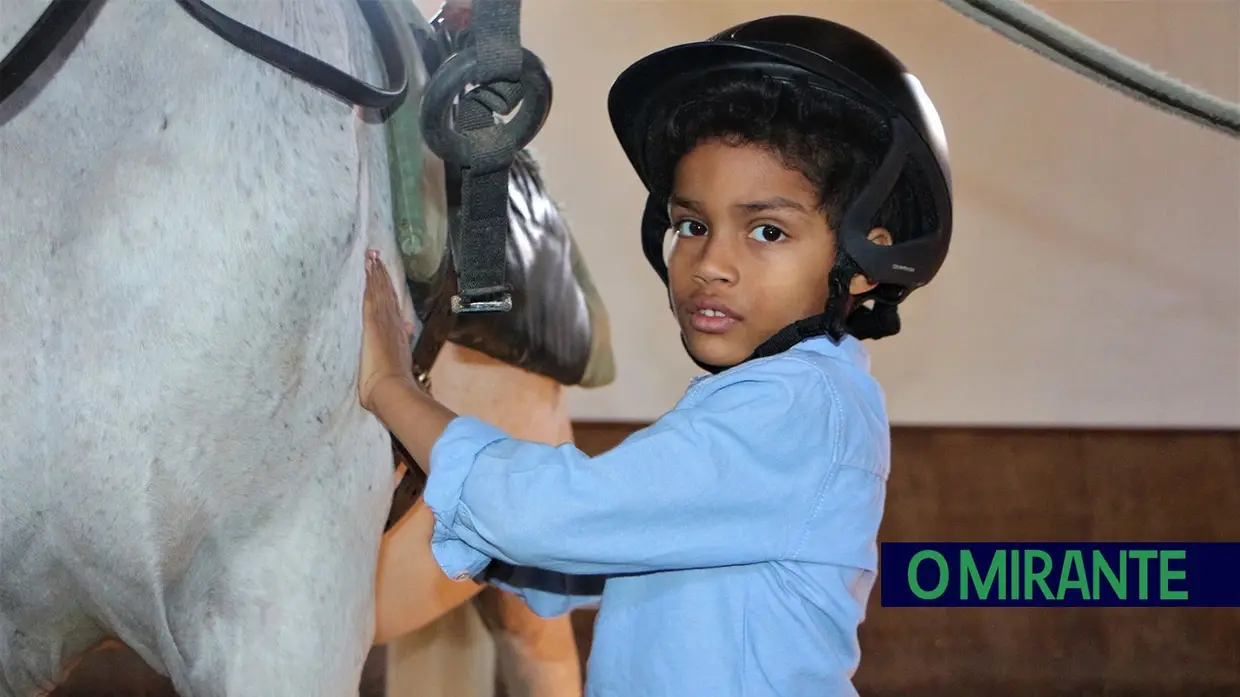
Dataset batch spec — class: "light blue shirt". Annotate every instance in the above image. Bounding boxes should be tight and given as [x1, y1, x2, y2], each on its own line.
[422, 335, 890, 696]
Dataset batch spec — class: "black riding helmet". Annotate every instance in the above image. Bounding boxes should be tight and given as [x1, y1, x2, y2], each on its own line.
[607, 15, 953, 371]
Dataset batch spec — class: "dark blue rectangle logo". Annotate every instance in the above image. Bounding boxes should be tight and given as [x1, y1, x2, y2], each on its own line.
[879, 543, 1240, 607]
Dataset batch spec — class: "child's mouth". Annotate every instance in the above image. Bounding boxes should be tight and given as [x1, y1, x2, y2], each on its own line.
[689, 307, 740, 333]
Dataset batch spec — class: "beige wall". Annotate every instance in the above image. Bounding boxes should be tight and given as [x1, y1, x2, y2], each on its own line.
[413, 0, 1240, 428]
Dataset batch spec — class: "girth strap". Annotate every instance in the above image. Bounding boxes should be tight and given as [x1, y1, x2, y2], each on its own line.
[409, 252, 460, 392]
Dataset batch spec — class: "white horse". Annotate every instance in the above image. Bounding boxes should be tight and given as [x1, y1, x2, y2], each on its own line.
[0, 0, 516, 694]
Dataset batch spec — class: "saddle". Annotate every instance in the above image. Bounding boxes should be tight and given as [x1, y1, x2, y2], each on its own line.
[383, 2, 614, 394]
[382, 144, 617, 529]
[380, 3, 615, 529]
[445, 149, 615, 389]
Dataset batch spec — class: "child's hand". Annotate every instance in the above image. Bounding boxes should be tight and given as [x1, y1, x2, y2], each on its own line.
[359, 249, 415, 413]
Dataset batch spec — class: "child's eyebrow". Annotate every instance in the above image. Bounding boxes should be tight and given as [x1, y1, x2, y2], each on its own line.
[735, 197, 810, 214]
[669, 195, 811, 214]
[668, 194, 701, 211]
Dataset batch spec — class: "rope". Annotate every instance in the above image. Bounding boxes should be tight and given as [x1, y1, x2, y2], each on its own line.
[937, 0, 1240, 138]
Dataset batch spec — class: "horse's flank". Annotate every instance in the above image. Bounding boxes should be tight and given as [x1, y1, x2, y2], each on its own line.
[0, 1, 425, 694]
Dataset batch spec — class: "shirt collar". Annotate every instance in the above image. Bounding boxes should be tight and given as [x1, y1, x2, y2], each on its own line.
[687, 334, 871, 387]
[792, 334, 871, 371]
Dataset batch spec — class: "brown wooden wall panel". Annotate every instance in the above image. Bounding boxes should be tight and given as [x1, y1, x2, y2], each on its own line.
[51, 425, 1240, 696]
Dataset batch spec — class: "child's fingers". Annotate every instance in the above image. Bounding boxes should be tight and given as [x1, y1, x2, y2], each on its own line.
[362, 269, 374, 313]
[367, 252, 395, 297]
[363, 250, 409, 329]
[363, 251, 393, 306]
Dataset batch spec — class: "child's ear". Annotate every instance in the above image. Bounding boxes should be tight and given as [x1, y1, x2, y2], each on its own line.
[848, 227, 893, 295]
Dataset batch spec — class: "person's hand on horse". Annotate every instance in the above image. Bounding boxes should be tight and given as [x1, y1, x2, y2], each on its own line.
[359, 249, 416, 413]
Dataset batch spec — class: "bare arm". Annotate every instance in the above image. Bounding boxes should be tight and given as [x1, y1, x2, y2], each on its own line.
[373, 496, 482, 645]
[367, 375, 455, 475]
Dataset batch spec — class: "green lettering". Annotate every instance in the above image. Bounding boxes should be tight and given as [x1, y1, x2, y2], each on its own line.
[1056, 550, 1091, 600]
[1159, 550, 1188, 600]
[962, 550, 1005, 599]
[1010, 546, 1019, 600]
[1092, 550, 1126, 599]
[909, 550, 949, 600]
[1130, 550, 1157, 599]
[1023, 550, 1054, 599]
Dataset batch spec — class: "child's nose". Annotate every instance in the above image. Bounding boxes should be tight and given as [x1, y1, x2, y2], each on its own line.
[693, 234, 739, 284]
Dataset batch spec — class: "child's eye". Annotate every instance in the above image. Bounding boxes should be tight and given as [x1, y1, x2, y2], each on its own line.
[673, 220, 708, 237]
[749, 224, 786, 243]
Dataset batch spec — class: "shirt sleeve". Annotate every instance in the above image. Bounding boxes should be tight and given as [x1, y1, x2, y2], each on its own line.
[422, 355, 841, 579]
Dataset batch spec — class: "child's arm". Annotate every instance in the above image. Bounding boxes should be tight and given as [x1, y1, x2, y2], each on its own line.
[374, 494, 602, 638]
[371, 378, 606, 617]
[360, 250, 851, 583]
[367, 374, 456, 468]
[373, 496, 483, 644]
[418, 356, 847, 581]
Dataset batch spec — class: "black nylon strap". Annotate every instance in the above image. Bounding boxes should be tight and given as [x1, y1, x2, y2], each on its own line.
[419, 1, 551, 313]
[452, 162, 512, 304]
[470, 0, 523, 93]
[453, 86, 516, 304]
[448, 0, 526, 309]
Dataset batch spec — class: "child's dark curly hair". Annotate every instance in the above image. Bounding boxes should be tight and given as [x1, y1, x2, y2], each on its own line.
[657, 68, 932, 246]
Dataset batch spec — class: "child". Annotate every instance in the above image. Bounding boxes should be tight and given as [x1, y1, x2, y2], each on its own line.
[361, 14, 952, 697]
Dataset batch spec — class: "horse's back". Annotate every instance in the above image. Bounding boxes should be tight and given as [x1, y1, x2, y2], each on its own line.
[1, 1, 423, 693]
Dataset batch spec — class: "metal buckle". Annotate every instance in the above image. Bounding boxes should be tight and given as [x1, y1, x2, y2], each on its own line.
[413, 369, 433, 395]
[450, 292, 512, 314]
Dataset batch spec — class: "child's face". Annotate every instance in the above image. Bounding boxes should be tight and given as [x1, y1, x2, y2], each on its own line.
[665, 139, 852, 367]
